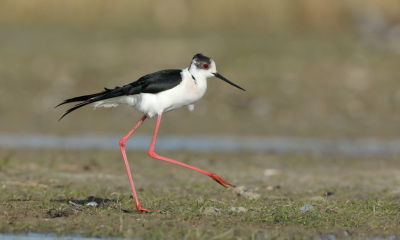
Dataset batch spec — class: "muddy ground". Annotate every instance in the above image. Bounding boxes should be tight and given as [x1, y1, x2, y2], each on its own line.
[0, 149, 399, 239]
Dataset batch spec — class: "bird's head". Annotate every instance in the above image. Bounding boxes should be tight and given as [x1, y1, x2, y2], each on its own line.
[189, 53, 245, 91]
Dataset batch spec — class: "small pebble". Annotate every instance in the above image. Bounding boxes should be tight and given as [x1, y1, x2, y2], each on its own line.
[233, 186, 261, 200]
[300, 204, 314, 211]
[264, 169, 281, 177]
[86, 202, 98, 207]
[202, 207, 222, 216]
[230, 207, 248, 213]
[265, 185, 274, 191]
[68, 201, 81, 207]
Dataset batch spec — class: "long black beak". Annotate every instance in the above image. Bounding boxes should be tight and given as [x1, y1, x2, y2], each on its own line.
[213, 73, 245, 91]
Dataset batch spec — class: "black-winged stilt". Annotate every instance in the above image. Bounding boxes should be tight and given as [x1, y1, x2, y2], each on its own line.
[56, 53, 245, 213]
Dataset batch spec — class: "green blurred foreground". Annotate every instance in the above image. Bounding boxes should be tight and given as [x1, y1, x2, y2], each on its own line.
[0, 149, 399, 238]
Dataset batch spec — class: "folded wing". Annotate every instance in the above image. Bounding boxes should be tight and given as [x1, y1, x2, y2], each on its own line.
[56, 69, 182, 121]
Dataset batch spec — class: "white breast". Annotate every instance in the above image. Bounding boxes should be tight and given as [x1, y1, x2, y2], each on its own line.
[135, 69, 207, 117]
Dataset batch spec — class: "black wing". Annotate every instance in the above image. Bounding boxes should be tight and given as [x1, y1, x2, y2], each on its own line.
[137, 69, 183, 93]
[56, 69, 182, 120]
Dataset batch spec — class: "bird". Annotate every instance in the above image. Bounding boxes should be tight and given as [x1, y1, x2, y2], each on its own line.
[56, 53, 245, 213]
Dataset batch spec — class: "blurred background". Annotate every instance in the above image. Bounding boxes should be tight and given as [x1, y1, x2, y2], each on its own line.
[1, 0, 400, 140]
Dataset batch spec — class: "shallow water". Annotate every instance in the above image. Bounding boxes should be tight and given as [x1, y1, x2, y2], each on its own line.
[1, 233, 398, 240]
[0, 232, 108, 240]
[1, 134, 400, 156]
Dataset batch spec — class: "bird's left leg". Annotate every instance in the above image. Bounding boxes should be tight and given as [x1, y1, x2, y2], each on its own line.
[119, 115, 158, 213]
[148, 113, 234, 188]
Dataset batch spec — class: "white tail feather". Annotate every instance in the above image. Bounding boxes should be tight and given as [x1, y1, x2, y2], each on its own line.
[92, 96, 138, 109]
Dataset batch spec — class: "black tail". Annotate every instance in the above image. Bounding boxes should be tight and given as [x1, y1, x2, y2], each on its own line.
[55, 91, 108, 108]
[56, 86, 138, 121]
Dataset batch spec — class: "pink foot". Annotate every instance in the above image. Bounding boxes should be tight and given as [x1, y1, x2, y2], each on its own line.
[136, 206, 159, 214]
[208, 173, 235, 188]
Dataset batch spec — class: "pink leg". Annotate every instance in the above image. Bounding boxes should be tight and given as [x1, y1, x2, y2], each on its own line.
[148, 113, 235, 188]
[119, 115, 157, 213]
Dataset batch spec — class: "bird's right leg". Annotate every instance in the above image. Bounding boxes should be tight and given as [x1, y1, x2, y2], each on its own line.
[148, 113, 235, 188]
[119, 115, 157, 213]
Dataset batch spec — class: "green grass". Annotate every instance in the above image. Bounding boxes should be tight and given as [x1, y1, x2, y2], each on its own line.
[2, 195, 399, 238]
[1, 149, 400, 239]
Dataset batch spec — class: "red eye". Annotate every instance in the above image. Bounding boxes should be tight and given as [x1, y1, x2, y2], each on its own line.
[203, 64, 209, 69]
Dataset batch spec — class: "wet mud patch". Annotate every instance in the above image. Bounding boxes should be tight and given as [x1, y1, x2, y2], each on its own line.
[51, 196, 111, 207]
[47, 196, 114, 218]
[47, 205, 81, 218]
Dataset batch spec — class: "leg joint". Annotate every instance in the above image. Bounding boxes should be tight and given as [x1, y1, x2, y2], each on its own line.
[119, 139, 125, 147]
[148, 149, 156, 158]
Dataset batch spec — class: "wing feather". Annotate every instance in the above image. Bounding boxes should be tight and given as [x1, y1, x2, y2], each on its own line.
[57, 69, 182, 120]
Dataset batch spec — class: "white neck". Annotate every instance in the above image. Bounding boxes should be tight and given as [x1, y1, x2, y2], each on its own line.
[185, 67, 207, 88]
